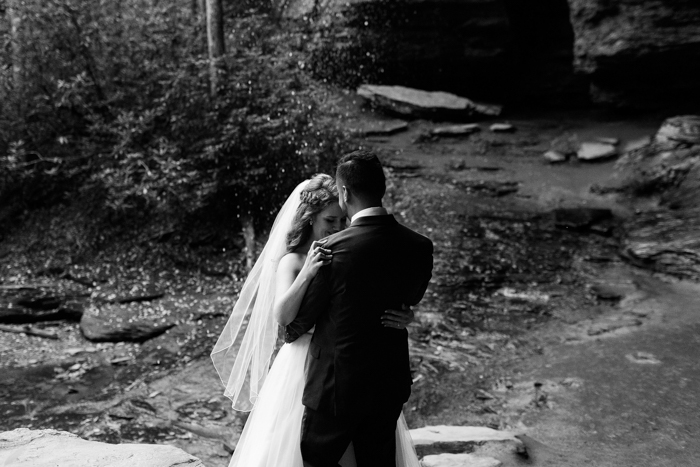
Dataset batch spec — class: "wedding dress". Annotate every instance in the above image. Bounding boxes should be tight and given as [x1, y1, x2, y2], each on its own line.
[229, 331, 420, 466]
[212, 180, 420, 467]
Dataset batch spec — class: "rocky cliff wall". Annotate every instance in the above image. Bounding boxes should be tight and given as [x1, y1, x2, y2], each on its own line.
[304, 0, 587, 107]
[568, 0, 700, 108]
[291, 0, 700, 109]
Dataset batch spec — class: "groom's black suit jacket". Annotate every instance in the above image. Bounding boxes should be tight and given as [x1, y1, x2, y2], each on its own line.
[284, 214, 433, 420]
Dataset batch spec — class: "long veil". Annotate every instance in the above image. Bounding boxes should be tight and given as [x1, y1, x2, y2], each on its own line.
[211, 180, 309, 411]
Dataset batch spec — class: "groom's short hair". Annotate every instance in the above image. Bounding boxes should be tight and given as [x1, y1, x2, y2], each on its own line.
[336, 149, 386, 200]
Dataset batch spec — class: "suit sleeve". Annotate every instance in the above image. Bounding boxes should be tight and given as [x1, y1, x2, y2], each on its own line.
[406, 239, 434, 306]
[284, 265, 332, 343]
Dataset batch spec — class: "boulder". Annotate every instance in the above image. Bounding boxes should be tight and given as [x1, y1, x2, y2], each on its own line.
[357, 85, 502, 120]
[654, 115, 700, 145]
[622, 210, 700, 280]
[81, 294, 234, 343]
[421, 453, 502, 467]
[612, 129, 700, 280]
[577, 142, 617, 161]
[409, 425, 522, 457]
[0, 428, 204, 467]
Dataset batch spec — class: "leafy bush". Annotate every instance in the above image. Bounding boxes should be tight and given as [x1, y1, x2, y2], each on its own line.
[0, 4, 351, 232]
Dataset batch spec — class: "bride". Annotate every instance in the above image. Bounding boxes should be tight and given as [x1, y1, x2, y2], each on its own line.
[211, 174, 421, 466]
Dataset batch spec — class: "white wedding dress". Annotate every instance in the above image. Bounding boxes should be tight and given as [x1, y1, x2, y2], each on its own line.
[229, 331, 421, 467]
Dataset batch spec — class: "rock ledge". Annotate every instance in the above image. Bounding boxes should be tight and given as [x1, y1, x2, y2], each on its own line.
[0, 428, 204, 467]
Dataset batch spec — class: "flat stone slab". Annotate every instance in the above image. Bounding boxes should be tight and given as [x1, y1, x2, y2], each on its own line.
[0, 428, 204, 467]
[350, 119, 409, 136]
[577, 142, 618, 161]
[431, 124, 481, 137]
[543, 150, 567, 163]
[410, 425, 522, 456]
[358, 84, 502, 119]
[489, 123, 515, 132]
[422, 453, 502, 467]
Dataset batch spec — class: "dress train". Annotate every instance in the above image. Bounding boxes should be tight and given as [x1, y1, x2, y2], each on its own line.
[229, 333, 420, 467]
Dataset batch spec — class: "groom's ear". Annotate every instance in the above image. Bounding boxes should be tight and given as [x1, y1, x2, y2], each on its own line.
[342, 185, 349, 203]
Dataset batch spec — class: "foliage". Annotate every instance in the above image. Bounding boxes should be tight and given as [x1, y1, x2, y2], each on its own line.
[0, 1, 351, 232]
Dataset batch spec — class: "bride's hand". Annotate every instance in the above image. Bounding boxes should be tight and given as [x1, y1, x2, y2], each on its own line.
[302, 240, 332, 278]
[381, 304, 414, 329]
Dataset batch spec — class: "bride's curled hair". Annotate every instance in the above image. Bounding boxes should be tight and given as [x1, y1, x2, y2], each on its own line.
[286, 174, 338, 252]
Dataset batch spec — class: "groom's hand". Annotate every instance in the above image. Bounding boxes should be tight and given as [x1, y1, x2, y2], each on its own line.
[381, 304, 414, 329]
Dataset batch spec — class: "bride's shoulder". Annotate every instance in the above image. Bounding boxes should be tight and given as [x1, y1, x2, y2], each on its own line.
[278, 251, 305, 271]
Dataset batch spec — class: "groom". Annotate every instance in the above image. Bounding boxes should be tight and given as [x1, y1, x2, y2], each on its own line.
[284, 149, 434, 466]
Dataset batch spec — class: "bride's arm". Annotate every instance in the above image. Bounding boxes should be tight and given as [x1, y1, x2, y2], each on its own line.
[273, 241, 332, 326]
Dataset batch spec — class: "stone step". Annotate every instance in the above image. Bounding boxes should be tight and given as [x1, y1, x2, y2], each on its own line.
[421, 453, 502, 467]
[409, 425, 523, 457]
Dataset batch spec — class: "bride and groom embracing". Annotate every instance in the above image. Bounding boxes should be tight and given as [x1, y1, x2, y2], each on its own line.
[211, 149, 434, 467]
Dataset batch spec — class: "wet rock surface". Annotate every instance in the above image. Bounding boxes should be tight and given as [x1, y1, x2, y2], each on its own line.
[0, 428, 205, 466]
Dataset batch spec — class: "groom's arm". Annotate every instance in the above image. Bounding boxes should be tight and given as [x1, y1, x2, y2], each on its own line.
[284, 266, 331, 343]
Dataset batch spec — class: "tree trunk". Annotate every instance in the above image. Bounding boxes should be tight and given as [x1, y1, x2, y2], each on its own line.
[6, 0, 23, 98]
[196, 0, 207, 50]
[205, 0, 225, 97]
[241, 215, 256, 272]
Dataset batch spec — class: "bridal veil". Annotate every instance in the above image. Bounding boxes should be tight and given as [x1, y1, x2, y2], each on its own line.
[211, 180, 308, 411]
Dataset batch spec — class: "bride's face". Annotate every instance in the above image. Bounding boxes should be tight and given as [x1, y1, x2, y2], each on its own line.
[312, 202, 345, 241]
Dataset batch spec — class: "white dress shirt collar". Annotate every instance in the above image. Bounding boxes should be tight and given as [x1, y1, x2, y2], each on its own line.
[351, 206, 388, 225]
